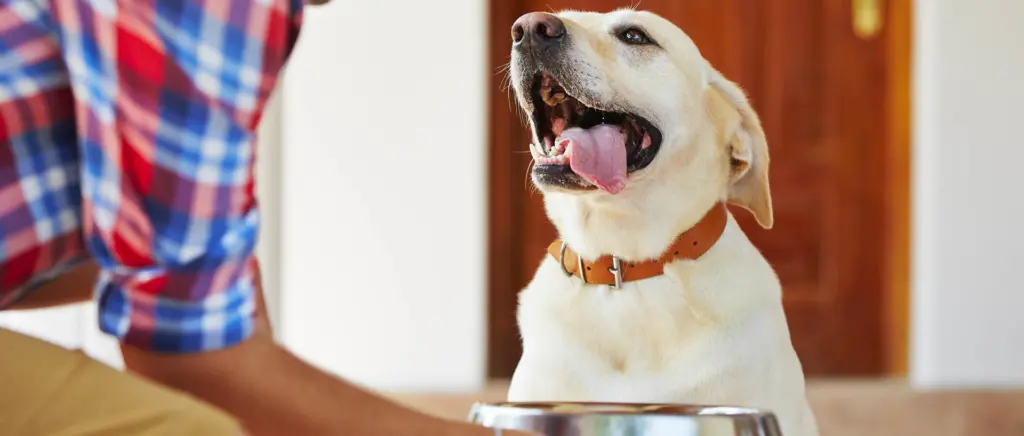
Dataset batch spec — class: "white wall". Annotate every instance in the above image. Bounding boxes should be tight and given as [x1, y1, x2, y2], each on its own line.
[910, 0, 1024, 387]
[279, 0, 489, 392]
[0, 305, 90, 350]
[256, 88, 284, 336]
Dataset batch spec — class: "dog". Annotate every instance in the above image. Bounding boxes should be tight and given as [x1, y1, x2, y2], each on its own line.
[504, 8, 819, 436]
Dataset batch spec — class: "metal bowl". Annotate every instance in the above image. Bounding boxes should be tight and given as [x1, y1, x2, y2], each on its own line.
[468, 402, 783, 436]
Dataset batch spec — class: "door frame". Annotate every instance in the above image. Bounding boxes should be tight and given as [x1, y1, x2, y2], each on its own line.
[884, 0, 913, 377]
[485, 0, 913, 379]
[485, 0, 530, 380]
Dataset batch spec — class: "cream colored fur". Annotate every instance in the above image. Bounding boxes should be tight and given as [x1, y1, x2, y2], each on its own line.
[507, 9, 819, 436]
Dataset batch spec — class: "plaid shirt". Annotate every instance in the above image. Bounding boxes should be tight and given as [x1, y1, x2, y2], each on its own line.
[0, 0, 304, 353]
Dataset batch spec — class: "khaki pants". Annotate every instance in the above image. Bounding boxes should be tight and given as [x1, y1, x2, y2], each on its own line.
[0, 328, 242, 436]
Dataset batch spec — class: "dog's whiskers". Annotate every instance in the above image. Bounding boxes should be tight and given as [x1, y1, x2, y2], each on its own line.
[497, 61, 531, 126]
[524, 159, 539, 194]
[497, 60, 517, 116]
[513, 91, 530, 128]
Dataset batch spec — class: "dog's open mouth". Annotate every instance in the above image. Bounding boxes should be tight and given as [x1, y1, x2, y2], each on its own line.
[528, 72, 662, 194]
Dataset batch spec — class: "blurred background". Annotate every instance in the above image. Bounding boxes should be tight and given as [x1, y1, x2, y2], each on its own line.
[2, 0, 1023, 433]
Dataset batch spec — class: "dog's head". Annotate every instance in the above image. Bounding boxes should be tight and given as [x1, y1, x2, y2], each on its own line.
[509, 9, 773, 257]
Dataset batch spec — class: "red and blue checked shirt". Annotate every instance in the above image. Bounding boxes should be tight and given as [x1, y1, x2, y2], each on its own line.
[0, 0, 304, 353]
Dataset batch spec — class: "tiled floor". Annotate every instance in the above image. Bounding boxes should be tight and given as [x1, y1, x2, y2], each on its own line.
[385, 379, 1024, 436]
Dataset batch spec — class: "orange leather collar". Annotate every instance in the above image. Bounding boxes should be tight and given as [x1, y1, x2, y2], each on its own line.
[547, 203, 728, 288]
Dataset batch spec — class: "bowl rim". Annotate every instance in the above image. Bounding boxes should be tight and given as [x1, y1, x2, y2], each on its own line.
[469, 402, 777, 418]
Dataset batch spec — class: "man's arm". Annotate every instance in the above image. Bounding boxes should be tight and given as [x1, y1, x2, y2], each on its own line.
[125, 334, 504, 436]
[121, 261, 507, 436]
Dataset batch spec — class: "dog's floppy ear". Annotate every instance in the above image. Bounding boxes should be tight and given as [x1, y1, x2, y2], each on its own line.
[705, 65, 774, 229]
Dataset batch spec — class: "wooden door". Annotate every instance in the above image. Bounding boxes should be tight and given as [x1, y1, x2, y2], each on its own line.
[487, 0, 910, 378]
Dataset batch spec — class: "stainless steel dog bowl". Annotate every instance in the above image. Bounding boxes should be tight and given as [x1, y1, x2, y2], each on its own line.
[469, 402, 782, 436]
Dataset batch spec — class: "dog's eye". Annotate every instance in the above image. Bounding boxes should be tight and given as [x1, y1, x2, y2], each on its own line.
[618, 28, 654, 46]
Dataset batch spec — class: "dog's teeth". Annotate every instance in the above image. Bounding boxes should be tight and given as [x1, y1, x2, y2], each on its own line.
[628, 117, 642, 133]
[541, 90, 565, 107]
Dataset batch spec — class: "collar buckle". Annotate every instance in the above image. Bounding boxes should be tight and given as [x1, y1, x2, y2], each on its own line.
[559, 242, 624, 288]
[558, 242, 573, 278]
[609, 257, 624, 289]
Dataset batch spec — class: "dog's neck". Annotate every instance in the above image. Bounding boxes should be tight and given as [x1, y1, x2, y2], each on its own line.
[544, 125, 733, 262]
[545, 187, 725, 262]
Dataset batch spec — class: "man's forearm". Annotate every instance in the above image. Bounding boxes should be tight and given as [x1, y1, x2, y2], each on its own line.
[123, 331, 491, 436]
[120, 262, 507, 436]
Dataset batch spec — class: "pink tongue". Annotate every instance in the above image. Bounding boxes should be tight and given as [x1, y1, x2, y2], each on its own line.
[558, 125, 628, 194]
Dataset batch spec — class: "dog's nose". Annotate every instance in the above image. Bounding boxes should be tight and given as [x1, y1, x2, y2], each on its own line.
[511, 12, 566, 47]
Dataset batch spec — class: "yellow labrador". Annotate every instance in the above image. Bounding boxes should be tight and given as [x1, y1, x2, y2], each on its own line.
[505, 9, 819, 436]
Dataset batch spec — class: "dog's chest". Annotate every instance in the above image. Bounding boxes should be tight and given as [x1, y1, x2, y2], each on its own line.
[516, 259, 782, 403]
[520, 262, 730, 372]
[565, 282, 702, 370]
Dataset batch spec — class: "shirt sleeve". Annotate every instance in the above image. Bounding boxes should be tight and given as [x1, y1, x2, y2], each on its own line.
[54, 0, 305, 352]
